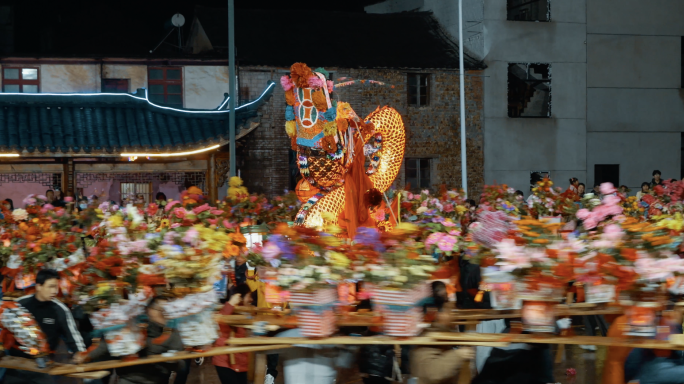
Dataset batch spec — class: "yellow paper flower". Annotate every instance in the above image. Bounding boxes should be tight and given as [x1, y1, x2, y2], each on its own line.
[657, 213, 684, 232]
[108, 215, 123, 228]
[327, 251, 350, 268]
[394, 222, 419, 235]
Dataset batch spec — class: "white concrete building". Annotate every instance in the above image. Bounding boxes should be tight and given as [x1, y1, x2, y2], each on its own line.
[367, 0, 684, 193]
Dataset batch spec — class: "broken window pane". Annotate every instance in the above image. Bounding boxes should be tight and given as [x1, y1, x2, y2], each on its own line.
[507, 0, 550, 22]
[508, 63, 552, 118]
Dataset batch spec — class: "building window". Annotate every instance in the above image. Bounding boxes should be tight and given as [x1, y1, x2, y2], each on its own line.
[407, 73, 430, 106]
[508, 63, 551, 118]
[594, 164, 619, 188]
[507, 0, 549, 21]
[405, 158, 431, 190]
[530, 171, 550, 191]
[2, 67, 39, 93]
[148, 67, 182, 107]
[102, 79, 129, 93]
[120, 183, 152, 206]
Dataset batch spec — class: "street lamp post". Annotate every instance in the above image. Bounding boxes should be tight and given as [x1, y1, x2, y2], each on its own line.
[458, 0, 468, 196]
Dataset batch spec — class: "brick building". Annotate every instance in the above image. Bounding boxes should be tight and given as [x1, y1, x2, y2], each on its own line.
[191, 7, 486, 197]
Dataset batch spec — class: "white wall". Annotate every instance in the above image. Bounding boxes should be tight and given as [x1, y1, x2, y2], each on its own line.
[183, 66, 230, 109]
[587, 132, 680, 190]
[0, 63, 230, 110]
[483, 0, 588, 191]
[586, 0, 684, 187]
[587, 35, 681, 89]
[587, 0, 684, 36]
[41, 65, 100, 93]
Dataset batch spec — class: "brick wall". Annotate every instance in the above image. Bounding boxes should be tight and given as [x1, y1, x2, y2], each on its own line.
[237, 66, 484, 198]
[235, 68, 291, 197]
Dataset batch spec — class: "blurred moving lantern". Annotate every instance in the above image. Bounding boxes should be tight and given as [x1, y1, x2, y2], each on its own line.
[241, 223, 269, 248]
[296, 179, 320, 203]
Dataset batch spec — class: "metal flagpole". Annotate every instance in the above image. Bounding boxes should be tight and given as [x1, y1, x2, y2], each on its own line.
[458, 0, 468, 196]
[228, 0, 236, 178]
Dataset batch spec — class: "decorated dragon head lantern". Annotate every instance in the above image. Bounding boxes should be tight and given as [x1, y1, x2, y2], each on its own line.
[281, 63, 406, 238]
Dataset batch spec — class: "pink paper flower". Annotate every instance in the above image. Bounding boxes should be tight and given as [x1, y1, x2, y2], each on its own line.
[600, 182, 617, 195]
[437, 235, 457, 252]
[165, 200, 181, 212]
[280, 75, 294, 91]
[307, 76, 325, 89]
[249, 195, 258, 203]
[494, 239, 531, 272]
[443, 204, 454, 213]
[576, 209, 590, 220]
[64, 196, 73, 203]
[425, 232, 444, 248]
[603, 224, 623, 240]
[182, 227, 199, 244]
[192, 203, 211, 214]
[173, 207, 186, 219]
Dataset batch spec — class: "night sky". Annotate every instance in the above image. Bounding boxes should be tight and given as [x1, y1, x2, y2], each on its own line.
[8, 0, 382, 55]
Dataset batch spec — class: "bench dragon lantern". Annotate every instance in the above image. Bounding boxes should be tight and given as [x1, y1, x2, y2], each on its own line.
[281, 63, 406, 238]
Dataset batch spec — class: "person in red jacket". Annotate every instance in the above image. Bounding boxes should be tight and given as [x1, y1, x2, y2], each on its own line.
[213, 284, 252, 384]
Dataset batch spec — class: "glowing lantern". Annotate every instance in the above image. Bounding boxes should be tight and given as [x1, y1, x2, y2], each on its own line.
[295, 179, 320, 203]
[241, 223, 269, 248]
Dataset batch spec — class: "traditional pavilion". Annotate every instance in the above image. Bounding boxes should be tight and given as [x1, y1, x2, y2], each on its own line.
[0, 82, 275, 204]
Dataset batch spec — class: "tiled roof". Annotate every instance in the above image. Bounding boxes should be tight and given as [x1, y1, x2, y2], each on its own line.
[0, 82, 275, 156]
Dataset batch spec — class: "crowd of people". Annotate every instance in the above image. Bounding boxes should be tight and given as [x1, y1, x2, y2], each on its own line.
[0, 190, 171, 217]
[5, 177, 684, 384]
[10, 252, 683, 384]
[562, 169, 672, 203]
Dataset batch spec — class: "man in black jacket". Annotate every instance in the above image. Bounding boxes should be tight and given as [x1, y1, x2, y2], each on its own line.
[4, 269, 86, 384]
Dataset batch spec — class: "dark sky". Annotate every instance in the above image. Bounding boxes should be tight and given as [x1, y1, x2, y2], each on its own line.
[7, 0, 382, 55]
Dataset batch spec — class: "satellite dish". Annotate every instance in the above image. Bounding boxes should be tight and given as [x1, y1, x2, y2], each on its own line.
[171, 13, 185, 27]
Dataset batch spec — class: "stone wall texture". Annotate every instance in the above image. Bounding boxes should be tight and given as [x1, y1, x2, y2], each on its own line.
[237, 66, 484, 198]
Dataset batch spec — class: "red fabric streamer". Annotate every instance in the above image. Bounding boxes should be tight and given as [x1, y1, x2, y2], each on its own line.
[1, 267, 20, 293]
[339, 136, 376, 239]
